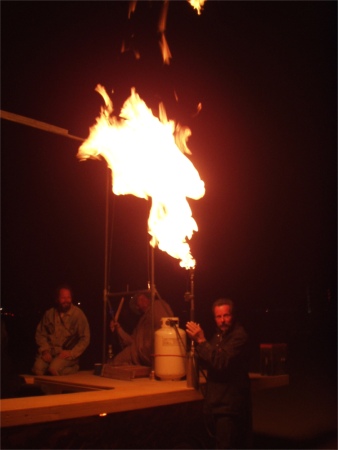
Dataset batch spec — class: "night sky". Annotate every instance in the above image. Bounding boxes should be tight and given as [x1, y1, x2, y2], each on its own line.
[2, 1, 336, 370]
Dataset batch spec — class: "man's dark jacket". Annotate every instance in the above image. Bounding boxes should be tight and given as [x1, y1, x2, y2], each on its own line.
[195, 321, 251, 416]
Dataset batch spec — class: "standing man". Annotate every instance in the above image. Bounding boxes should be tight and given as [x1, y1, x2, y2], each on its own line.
[32, 285, 90, 376]
[186, 298, 252, 449]
[110, 292, 173, 366]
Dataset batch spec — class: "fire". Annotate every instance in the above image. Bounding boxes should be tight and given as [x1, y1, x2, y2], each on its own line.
[159, 32, 172, 66]
[125, 0, 206, 64]
[157, 1, 172, 65]
[189, 0, 206, 15]
[77, 86, 205, 269]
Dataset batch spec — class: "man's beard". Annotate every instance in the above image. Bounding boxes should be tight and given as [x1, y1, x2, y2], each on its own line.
[218, 323, 231, 334]
[59, 303, 71, 312]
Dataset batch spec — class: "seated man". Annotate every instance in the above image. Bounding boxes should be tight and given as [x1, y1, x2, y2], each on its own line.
[32, 285, 90, 376]
[110, 292, 173, 366]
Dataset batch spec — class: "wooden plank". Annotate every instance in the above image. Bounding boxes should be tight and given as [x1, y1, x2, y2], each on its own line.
[1, 377, 203, 427]
[36, 379, 111, 395]
[101, 364, 151, 380]
[102, 365, 135, 381]
[0, 372, 289, 428]
[27, 370, 288, 392]
[0, 110, 84, 141]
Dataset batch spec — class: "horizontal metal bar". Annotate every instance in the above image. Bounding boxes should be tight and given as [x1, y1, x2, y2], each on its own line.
[106, 288, 150, 298]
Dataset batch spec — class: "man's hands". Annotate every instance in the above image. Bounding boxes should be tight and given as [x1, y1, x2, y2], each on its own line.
[186, 321, 206, 344]
[110, 320, 121, 333]
[59, 350, 72, 360]
[41, 350, 52, 362]
[42, 349, 73, 361]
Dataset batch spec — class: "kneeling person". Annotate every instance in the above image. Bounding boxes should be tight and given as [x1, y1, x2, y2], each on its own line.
[32, 285, 90, 376]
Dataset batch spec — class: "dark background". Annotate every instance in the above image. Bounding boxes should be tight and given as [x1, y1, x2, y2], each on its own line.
[1, 0, 336, 387]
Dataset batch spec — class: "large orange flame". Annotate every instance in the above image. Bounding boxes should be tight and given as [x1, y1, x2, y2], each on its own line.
[77, 86, 205, 269]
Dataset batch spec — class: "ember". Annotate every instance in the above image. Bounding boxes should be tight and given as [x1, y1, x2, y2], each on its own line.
[125, 0, 206, 64]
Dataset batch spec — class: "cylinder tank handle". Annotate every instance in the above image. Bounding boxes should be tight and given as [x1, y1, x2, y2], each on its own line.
[161, 317, 179, 327]
[165, 318, 179, 327]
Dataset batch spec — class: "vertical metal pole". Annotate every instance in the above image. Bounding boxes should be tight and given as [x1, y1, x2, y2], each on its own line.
[190, 268, 195, 322]
[102, 167, 111, 364]
[187, 266, 198, 388]
[150, 245, 155, 379]
[189, 267, 195, 360]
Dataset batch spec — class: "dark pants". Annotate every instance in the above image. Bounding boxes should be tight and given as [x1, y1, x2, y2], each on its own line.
[213, 411, 252, 449]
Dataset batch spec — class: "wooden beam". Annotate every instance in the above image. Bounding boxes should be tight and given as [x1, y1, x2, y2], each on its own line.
[1, 373, 203, 427]
[0, 110, 84, 142]
[0, 371, 289, 428]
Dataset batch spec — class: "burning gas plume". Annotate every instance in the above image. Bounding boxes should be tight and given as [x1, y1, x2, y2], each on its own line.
[77, 86, 205, 269]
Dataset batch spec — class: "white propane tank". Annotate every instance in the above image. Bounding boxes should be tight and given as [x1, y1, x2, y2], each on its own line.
[154, 317, 187, 380]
